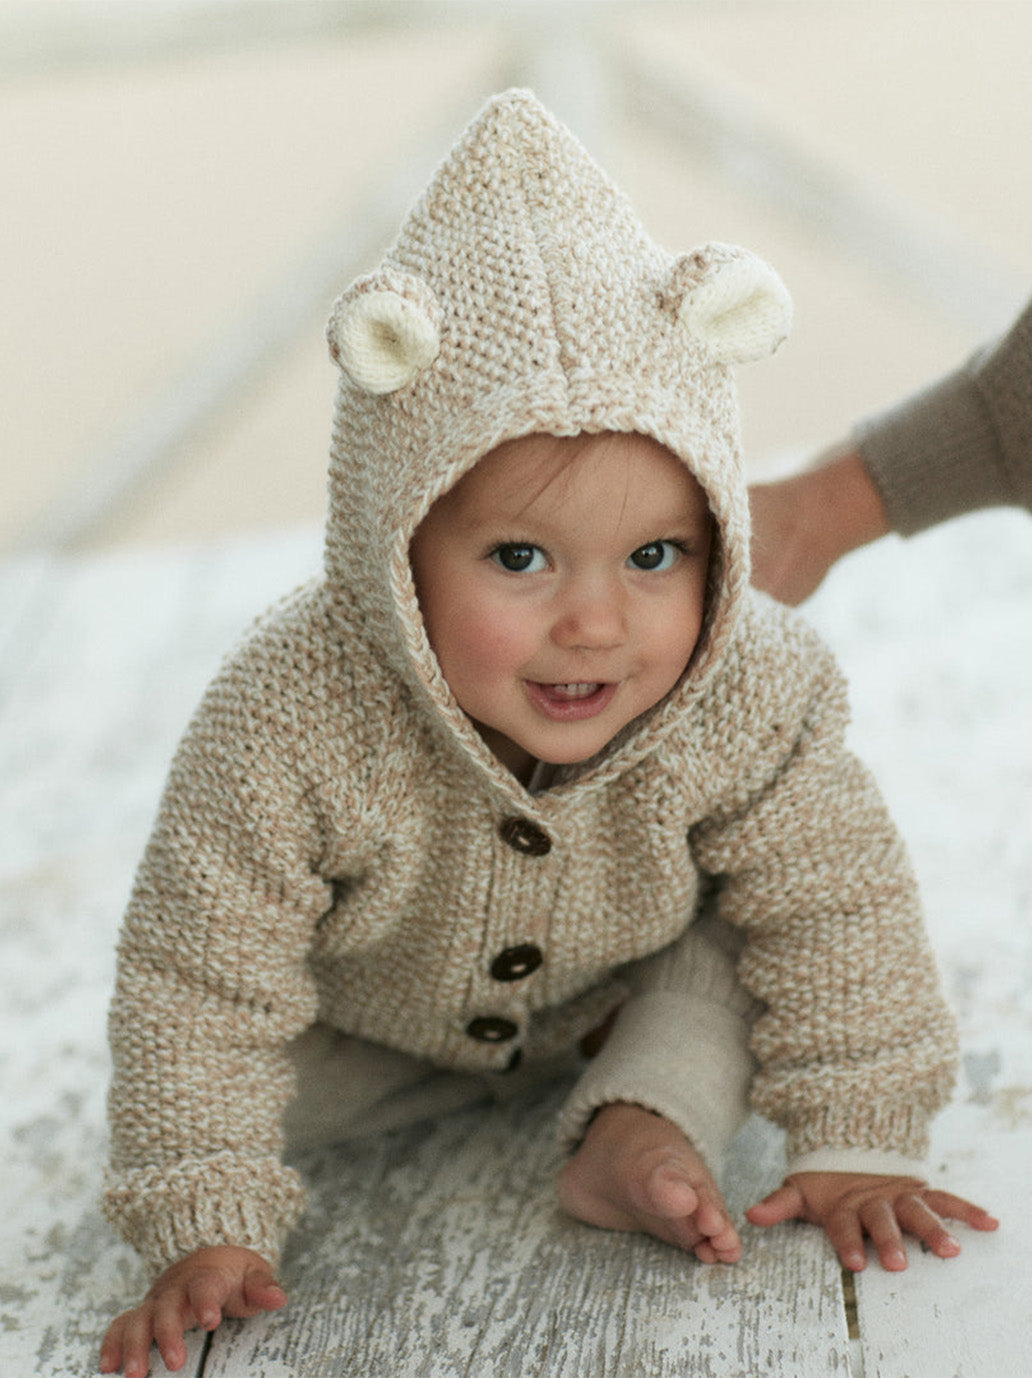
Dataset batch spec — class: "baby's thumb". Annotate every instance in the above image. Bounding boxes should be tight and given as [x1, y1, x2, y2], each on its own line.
[243, 1265, 288, 1312]
[745, 1183, 806, 1227]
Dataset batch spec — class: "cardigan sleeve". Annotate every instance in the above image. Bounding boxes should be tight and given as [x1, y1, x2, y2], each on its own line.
[559, 605, 958, 1178]
[103, 656, 334, 1276]
[856, 296, 1032, 534]
[686, 640, 958, 1175]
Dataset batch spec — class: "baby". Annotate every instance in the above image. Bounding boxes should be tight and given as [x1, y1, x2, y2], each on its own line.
[100, 91, 995, 1376]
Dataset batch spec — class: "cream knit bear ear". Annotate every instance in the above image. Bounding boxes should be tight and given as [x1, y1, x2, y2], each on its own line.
[670, 243, 792, 365]
[328, 269, 441, 395]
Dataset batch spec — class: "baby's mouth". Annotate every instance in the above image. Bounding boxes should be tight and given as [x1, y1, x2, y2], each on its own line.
[541, 682, 604, 700]
[526, 680, 618, 721]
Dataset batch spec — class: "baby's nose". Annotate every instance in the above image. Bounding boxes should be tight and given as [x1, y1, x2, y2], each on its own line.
[551, 579, 625, 650]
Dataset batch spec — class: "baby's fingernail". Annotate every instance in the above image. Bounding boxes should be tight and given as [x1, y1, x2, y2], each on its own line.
[942, 1234, 961, 1255]
[886, 1248, 907, 1270]
[843, 1251, 865, 1272]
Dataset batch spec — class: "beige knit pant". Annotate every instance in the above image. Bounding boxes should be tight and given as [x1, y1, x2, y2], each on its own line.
[283, 1024, 581, 1154]
[283, 911, 754, 1160]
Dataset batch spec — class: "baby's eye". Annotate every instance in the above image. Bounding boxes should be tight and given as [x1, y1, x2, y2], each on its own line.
[628, 541, 682, 572]
[491, 543, 547, 573]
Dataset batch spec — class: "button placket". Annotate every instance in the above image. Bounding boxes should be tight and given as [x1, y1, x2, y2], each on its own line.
[465, 812, 556, 1061]
[466, 1015, 520, 1044]
[490, 943, 544, 982]
[498, 816, 552, 856]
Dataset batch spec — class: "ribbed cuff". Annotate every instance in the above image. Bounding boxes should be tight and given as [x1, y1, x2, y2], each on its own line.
[103, 1152, 305, 1276]
[783, 1096, 932, 1177]
[786, 1146, 927, 1180]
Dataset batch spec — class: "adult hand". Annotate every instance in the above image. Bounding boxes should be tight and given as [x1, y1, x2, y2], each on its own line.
[749, 448, 889, 604]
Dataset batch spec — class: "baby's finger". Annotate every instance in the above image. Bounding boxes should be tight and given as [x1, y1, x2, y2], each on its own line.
[707, 1226, 743, 1264]
[187, 1267, 230, 1330]
[745, 1183, 806, 1226]
[859, 1197, 907, 1271]
[894, 1194, 961, 1259]
[242, 1266, 288, 1314]
[820, 1206, 867, 1273]
[921, 1190, 1000, 1231]
[98, 1312, 128, 1373]
[152, 1291, 190, 1371]
[152, 1289, 194, 1378]
[120, 1305, 159, 1378]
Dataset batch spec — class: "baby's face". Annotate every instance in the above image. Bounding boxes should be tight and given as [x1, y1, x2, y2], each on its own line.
[410, 432, 713, 781]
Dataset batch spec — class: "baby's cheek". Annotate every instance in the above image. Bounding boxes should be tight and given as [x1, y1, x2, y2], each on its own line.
[657, 591, 706, 671]
[433, 620, 523, 719]
[461, 606, 536, 676]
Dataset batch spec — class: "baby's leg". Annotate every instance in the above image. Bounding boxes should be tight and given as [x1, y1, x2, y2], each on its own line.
[556, 910, 758, 1261]
[283, 1024, 493, 1152]
[558, 1102, 742, 1262]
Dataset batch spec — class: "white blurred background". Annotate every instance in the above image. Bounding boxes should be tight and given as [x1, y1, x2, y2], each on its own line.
[2, 11, 1032, 1373]
[3, 0, 1031, 554]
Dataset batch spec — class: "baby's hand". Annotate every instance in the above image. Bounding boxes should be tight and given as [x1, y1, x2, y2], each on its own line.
[558, 1102, 742, 1263]
[99, 1245, 287, 1377]
[746, 1171, 999, 1272]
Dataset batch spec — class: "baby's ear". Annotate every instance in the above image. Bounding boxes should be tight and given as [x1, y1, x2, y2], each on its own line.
[327, 269, 441, 394]
[667, 244, 792, 365]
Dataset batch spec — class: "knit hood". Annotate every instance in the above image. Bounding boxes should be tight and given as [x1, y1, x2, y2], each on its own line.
[322, 89, 791, 793]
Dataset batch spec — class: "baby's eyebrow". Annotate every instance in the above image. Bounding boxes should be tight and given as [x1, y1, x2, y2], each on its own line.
[629, 507, 712, 538]
[456, 512, 531, 539]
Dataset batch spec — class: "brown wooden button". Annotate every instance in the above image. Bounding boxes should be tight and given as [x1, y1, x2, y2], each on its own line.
[498, 817, 552, 856]
[490, 944, 543, 982]
[466, 1016, 519, 1043]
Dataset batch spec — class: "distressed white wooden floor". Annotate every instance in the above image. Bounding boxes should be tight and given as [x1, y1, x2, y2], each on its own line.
[1, 510, 1030, 1377]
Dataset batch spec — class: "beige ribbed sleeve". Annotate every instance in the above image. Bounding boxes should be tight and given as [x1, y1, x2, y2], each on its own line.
[557, 601, 957, 1178]
[689, 643, 958, 1170]
[103, 636, 333, 1276]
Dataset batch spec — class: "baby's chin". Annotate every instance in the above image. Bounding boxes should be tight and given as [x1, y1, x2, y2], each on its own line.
[472, 722, 594, 781]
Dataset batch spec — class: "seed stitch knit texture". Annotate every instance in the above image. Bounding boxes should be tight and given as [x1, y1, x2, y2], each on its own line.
[104, 91, 957, 1275]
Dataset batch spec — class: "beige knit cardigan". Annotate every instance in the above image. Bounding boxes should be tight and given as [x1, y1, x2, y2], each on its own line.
[104, 580, 957, 1274]
[104, 90, 958, 1275]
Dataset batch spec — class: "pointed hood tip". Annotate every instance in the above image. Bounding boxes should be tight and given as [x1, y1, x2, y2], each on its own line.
[478, 87, 549, 118]
[457, 87, 574, 154]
